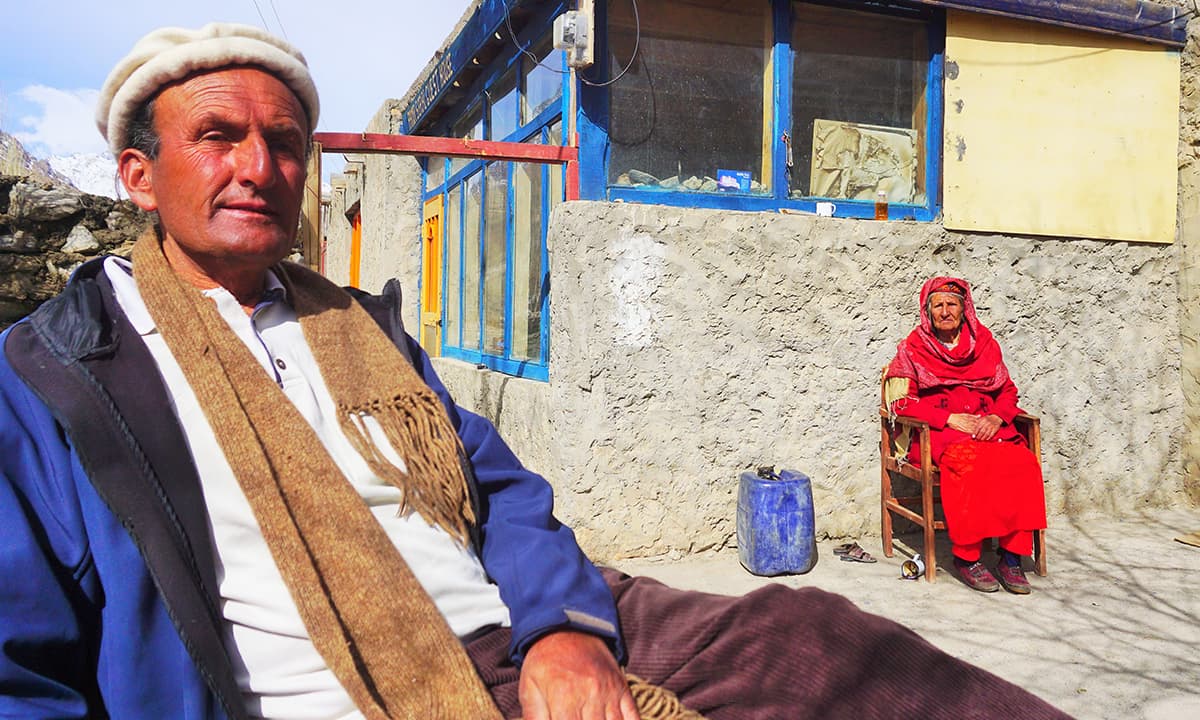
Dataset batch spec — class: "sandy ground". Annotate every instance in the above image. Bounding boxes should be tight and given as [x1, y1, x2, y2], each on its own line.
[613, 507, 1200, 720]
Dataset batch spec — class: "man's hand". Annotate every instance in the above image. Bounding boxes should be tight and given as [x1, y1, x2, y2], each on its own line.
[973, 413, 1004, 441]
[518, 630, 640, 720]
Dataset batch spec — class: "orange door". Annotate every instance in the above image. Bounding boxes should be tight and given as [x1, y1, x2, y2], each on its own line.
[420, 196, 443, 356]
[349, 212, 362, 289]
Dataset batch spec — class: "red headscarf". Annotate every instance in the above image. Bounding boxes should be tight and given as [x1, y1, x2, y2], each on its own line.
[887, 276, 1011, 392]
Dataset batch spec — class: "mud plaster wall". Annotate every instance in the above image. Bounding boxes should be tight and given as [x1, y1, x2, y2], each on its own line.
[332, 4, 1199, 561]
[1174, 8, 1200, 503]
[323, 101, 424, 331]
[536, 202, 1182, 560]
[357, 102, 423, 331]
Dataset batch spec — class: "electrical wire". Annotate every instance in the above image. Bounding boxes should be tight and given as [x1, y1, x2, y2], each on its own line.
[502, 0, 641, 88]
[267, 0, 290, 42]
[1097, 0, 1197, 36]
[503, 1, 568, 74]
[579, 0, 639, 88]
[248, 0, 271, 33]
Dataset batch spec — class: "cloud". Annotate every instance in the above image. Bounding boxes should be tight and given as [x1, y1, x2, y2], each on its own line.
[13, 85, 107, 156]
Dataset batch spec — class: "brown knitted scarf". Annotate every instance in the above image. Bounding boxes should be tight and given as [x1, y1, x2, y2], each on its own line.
[132, 228, 705, 720]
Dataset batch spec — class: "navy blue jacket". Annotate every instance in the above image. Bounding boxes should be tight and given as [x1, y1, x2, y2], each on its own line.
[0, 258, 622, 719]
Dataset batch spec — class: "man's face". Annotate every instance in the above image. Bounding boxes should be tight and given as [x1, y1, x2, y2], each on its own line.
[129, 66, 309, 275]
[928, 292, 965, 336]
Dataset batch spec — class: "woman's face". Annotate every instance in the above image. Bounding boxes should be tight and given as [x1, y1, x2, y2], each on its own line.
[928, 292, 964, 338]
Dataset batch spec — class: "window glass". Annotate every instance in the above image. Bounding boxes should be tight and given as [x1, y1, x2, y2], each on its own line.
[548, 121, 564, 214]
[489, 69, 519, 142]
[462, 171, 483, 350]
[450, 104, 484, 178]
[791, 3, 928, 204]
[426, 156, 446, 191]
[608, 0, 770, 194]
[512, 154, 544, 362]
[522, 38, 563, 124]
[445, 184, 461, 347]
[483, 162, 509, 355]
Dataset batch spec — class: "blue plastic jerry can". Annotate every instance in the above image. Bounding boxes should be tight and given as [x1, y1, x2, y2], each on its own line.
[736, 468, 816, 576]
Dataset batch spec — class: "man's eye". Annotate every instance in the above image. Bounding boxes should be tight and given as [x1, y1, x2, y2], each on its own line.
[270, 137, 304, 155]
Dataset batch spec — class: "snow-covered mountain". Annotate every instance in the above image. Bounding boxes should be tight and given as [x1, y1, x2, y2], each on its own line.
[48, 153, 124, 199]
[0, 130, 75, 187]
[0, 131, 124, 199]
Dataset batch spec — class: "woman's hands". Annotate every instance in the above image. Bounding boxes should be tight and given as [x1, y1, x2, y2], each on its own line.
[947, 413, 1004, 440]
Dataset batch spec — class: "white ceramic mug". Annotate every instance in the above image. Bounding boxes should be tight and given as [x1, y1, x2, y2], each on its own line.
[900, 553, 926, 580]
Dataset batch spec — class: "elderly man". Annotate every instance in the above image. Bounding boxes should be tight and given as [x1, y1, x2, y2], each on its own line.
[0, 23, 1071, 720]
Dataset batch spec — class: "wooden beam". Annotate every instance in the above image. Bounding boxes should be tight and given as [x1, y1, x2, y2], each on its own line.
[299, 141, 322, 272]
[912, 0, 1188, 47]
[312, 132, 578, 164]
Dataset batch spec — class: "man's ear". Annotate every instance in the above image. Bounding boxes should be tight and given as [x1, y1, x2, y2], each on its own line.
[118, 148, 158, 212]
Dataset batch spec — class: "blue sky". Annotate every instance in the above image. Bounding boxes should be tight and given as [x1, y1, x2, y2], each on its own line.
[0, 1, 472, 169]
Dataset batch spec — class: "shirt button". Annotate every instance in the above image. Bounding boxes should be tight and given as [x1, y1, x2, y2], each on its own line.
[275, 358, 287, 371]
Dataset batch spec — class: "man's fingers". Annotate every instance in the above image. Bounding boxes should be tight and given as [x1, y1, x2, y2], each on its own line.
[518, 678, 551, 720]
[618, 689, 640, 720]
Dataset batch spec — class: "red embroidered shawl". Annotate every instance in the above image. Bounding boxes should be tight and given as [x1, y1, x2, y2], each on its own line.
[887, 276, 1011, 392]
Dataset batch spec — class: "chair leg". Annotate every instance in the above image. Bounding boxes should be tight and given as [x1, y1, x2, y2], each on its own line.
[1034, 528, 1047, 576]
[922, 472, 936, 582]
[880, 464, 894, 558]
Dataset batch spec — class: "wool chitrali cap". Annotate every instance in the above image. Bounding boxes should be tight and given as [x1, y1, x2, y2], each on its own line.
[95, 22, 320, 156]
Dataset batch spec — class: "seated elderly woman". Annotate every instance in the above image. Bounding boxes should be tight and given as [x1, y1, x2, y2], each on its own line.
[886, 277, 1047, 594]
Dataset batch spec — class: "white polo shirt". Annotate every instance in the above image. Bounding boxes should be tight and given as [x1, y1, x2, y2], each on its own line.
[105, 257, 510, 720]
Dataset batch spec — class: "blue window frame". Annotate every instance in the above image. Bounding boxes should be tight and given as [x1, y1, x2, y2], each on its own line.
[580, 0, 944, 221]
[422, 21, 567, 382]
[418, 0, 944, 380]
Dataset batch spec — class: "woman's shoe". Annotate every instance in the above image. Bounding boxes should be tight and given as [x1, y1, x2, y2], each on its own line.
[994, 560, 1032, 595]
[954, 558, 1000, 592]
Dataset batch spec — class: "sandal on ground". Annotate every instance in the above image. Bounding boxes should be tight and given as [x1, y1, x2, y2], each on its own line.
[837, 543, 877, 563]
[833, 542, 857, 555]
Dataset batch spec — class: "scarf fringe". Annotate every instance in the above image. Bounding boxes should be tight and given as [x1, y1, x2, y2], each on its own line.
[628, 675, 709, 720]
[338, 394, 475, 546]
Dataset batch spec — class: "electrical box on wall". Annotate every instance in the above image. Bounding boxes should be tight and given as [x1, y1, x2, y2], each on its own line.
[553, 2, 594, 69]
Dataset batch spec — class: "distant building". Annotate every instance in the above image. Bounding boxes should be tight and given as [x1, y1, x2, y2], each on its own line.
[325, 0, 1198, 560]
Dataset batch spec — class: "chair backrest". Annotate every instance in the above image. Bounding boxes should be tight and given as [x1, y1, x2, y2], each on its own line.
[880, 365, 914, 459]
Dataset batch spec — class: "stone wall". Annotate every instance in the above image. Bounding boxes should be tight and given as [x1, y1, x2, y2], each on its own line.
[0, 176, 149, 328]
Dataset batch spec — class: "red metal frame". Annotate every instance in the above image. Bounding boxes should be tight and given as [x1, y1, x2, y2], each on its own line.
[312, 132, 581, 200]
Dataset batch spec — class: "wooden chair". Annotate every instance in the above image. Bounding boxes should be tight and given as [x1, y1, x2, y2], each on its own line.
[879, 368, 1047, 582]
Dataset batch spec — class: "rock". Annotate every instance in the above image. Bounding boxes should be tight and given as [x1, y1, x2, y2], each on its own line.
[627, 169, 660, 185]
[0, 299, 39, 325]
[682, 176, 703, 191]
[0, 229, 47, 254]
[9, 182, 84, 222]
[105, 202, 151, 237]
[47, 259, 80, 284]
[700, 177, 718, 192]
[658, 176, 680, 189]
[62, 225, 101, 255]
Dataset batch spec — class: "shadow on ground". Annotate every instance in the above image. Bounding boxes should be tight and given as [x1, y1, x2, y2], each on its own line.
[615, 507, 1200, 720]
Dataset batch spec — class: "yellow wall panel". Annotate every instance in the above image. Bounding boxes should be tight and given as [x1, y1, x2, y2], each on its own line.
[943, 10, 1180, 244]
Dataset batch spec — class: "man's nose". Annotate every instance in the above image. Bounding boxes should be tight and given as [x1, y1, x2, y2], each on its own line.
[232, 134, 276, 189]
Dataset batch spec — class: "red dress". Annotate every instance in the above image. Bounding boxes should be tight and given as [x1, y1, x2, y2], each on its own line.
[887, 277, 1046, 558]
[893, 379, 1046, 554]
